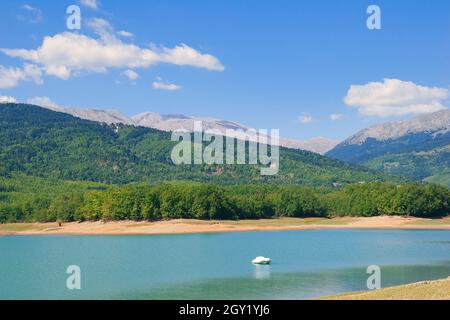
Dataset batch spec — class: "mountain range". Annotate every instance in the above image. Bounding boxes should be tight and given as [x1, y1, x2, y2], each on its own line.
[0, 103, 401, 186]
[327, 109, 450, 186]
[37, 103, 339, 155]
[2, 101, 449, 186]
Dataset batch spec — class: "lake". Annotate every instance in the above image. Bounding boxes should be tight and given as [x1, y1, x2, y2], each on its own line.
[1, 229, 449, 299]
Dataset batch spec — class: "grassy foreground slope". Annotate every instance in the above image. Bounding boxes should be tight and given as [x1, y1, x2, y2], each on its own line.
[322, 278, 450, 300]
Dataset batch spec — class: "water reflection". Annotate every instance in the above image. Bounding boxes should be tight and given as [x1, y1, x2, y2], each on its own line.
[253, 264, 271, 280]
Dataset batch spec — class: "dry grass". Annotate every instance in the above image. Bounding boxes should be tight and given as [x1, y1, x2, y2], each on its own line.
[322, 278, 450, 300]
[180, 217, 353, 227]
[0, 223, 35, 231]
[124, 218, 353, 229]
[405, 217, 450, 226]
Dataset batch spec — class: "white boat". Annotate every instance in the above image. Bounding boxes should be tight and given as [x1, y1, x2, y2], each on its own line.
[251, 256, 271, 265]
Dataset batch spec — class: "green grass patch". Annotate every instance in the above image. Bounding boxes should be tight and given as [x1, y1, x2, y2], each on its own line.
[0, 223, 35, 231]
[406, 218, 450, 226]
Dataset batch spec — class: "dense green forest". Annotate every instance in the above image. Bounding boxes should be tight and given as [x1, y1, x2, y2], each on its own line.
[1, 174, 449, 223]
[1, 103, 448, 223]
[0, 103, 406, 186]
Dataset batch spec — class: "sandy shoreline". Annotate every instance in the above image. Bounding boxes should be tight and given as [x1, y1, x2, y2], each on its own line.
[1, 216, 450, 236]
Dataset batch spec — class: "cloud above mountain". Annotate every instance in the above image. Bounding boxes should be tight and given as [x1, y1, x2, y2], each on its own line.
[0, 95, 17, 103]
[0, 18, 224, 85]
[344, 79, 449, 117]
[0, 64, 42, 88]
[123, 69, 139, 81]
[152, 77, 181, 91]
[298, 113, 313, 124]
[27, 96, 61, 109]
[330, 113, 343, 121]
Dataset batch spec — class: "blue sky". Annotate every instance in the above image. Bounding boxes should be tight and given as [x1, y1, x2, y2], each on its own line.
[0, 0, 449, 141]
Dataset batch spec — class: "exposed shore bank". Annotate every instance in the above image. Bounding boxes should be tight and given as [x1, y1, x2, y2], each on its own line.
[1, 216, 450, 236]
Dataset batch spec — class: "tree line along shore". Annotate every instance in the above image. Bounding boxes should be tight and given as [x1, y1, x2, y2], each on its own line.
[1, 174, 450, 223]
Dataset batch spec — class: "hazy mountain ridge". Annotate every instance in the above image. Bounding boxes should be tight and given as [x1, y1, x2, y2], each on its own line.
[27, 103, 339, 154]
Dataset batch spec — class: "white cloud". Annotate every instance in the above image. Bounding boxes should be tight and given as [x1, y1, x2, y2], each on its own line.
[80, 0, 99, 9]
[0, 95, 17, 103]
[152, 77, 181, 91]
[330, 113, 343, 121]
[21, 4, 35, 10]
[0, 66, 25, 88]
[0, 64, 43, 88]
[298, 113, 313, 124]
[1, 26, 224, 81]
[18, 4, 43, 24]
[123, 69, 139, 81]
[159, 44, 225, 71]
[117, 30, 134, 38]
[344, 78, 449, 117]
[86, 18, 114, 39]
[27, 96, 61, 109]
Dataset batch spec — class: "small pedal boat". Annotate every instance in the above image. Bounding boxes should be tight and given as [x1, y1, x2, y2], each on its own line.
[251, 256, 271, 265]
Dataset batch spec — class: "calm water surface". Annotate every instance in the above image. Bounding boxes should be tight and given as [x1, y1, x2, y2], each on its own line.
[1, 229, 449, 299]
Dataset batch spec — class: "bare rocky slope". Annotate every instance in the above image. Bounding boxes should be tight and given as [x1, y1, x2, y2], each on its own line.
[35, 104, 338, 154]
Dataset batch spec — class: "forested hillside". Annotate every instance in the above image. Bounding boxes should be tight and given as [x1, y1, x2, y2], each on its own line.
[1, 104, 449, 223]
[0, 103, 403, 186]
[363, 145, 450, 184]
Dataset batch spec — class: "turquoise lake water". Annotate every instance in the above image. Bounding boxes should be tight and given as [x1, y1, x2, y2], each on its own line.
[1, 229, 449, 299]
